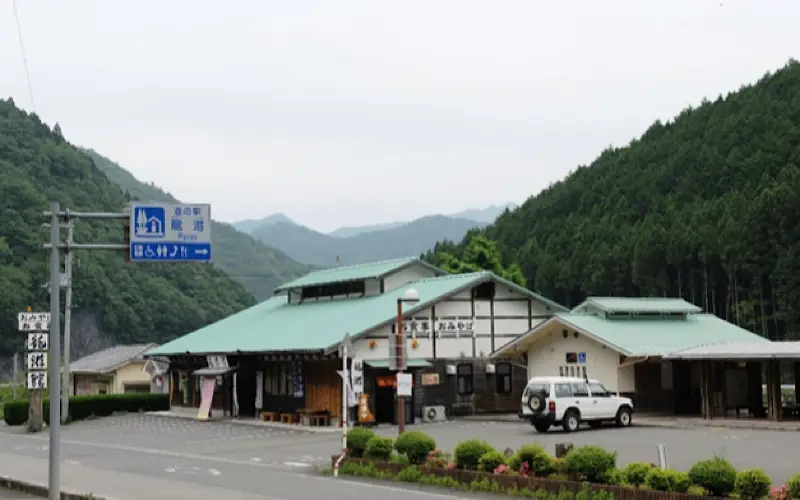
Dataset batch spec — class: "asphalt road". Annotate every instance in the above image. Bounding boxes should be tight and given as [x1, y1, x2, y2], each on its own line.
[0, 414, 796, 499]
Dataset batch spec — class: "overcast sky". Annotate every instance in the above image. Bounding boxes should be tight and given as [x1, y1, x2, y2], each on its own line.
[1, 1, 798, 232]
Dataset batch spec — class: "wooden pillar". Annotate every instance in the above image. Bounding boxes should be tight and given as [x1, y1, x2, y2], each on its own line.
[765, 360, 782, 421]
[794, 362, 800, 406]
[700, 360, 714, 420]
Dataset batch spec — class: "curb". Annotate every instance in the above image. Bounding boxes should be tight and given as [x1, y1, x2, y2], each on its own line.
[0, 476, 101, 499]
[149, 411, 341, 434]
[458, 416, 800, 433]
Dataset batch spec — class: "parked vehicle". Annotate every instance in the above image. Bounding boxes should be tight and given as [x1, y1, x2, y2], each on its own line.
[519, 376, 634, 433]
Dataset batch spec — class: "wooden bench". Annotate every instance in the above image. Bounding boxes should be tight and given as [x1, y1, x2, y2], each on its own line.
[261, 412, 278, 422]
[280, 413, 297, 424]
[310, 414, 329, 427]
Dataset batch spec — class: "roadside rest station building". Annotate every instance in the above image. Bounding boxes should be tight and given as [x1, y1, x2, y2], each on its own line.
[145, 257, 800, 426]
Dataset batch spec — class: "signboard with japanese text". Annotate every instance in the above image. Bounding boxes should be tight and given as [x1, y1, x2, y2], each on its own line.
[17, 312, 50, 332]
[396, 373, 413, 397]
[26, 333, 49, 351]
[27, 371, 47, 390]
[206, 355, 229, 369]
[26, 352, 48, 371]
[401, 316, 476, 338]
[129, 202, 212, 262]
[350, 358, 364, 394]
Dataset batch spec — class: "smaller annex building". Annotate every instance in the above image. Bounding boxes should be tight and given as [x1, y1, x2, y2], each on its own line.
[70, 344, 169, 396]
[492, 297, 780, 417]
[146, 257, 568, 426]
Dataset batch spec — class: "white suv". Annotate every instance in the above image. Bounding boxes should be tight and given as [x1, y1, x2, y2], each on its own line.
[519, 376, 634, 433]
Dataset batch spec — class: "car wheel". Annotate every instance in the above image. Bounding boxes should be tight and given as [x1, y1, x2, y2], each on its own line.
[562, 410, 580, 433]
[534, 423, 550, 433]
[528, 393, 546, 415]
[588, 421, 602, 429]
[615, 407, 632, 427]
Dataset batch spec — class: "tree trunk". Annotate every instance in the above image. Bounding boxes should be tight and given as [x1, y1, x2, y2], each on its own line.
[703, 259, 709, 312]
[759, 282, 768, 339]
[26, 389, 44, 433]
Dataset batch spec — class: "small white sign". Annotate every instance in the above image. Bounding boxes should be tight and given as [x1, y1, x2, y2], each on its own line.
[396, 373, 412, 397]
[26, 352, 48, 370]
[351, 358, 364, 394]
[26, 333, 49, 352]
[206, 355, 229, 369]
[27, 371, 47, 390]
[17, 312, 51, 332]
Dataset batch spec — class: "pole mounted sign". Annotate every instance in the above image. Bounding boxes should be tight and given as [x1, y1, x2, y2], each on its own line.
[19, 312, 49, 390]
[129, 202, 212, 262]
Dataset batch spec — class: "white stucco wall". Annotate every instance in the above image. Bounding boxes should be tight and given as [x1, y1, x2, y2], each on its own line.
[525, 323, 635, 393]
[382, 263, 440, 292]
[352, 279, 550, 361]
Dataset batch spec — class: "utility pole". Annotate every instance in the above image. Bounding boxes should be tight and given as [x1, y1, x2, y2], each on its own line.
[61, 220, 74, 424]
[48, 202, 62, 500]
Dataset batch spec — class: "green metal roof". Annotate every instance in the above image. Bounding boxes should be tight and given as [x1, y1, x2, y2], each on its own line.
[148, 270, 567, 357]
[558, 312, 767, 356]
[365, 359, 432, 368]
[148, 272, 487, 356]
[273, 257, 445, 292]
[493, 310, 767, 358]
[576, 297, 702, 314]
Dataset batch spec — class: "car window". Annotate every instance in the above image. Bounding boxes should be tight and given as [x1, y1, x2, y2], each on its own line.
[554, 383, 573, 398]
[524, 383, 550, 397]
[571, 382, 589, 397]
[588, 382, 610, 397]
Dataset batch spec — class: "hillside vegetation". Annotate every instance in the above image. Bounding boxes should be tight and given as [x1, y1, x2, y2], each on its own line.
[252, 215, 486, 267]
[85, 150, 313, 300]
[0, 99, 255, 357]
[427, 60, 800, 341]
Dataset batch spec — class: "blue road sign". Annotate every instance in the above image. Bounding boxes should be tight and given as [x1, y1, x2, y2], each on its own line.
[129, 202, 212, 263]
[577, 352, 587, 364]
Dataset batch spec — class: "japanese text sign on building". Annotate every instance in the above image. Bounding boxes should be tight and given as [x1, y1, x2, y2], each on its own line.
[129, 202, 212, 263]
[26, 333, 49, 351]
[206, 355, 229, 369]
[27, 352, 48, 371]
[435, 317, 476, 338]
[17, 312, 50, 332]
[27, 371, 46, 390]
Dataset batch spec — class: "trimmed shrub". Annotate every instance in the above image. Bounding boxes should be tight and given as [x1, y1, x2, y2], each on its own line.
[563, 445, 617, 484]
[735, 468, 771, 500]
[365, 436, 394, 461]
[622, 462, 653, 487]
[604, 468, 626, 486]
[3, 394, 169, 426]
[688, 457, 737, 497]
[686, 485, 708, 497]
[394, 431, 436, 465]
[478, 450, 507, 472]
[346, 427, 375, 458]
[646, 468, 690, 493]
[454, 440, 495, 470]
[396, 465, 423, 483]
[509, 444, 556, 477]
[786, 473, 800, 499]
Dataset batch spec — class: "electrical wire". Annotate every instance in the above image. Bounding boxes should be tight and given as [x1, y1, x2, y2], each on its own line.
[11, 0, 36, 112]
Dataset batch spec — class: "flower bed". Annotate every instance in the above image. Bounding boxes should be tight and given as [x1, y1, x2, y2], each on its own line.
[333, 428, 800, 500]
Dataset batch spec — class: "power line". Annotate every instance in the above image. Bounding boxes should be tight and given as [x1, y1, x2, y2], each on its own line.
[11, 0, 36, 112]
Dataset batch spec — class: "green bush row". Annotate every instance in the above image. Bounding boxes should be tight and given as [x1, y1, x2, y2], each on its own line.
[344, 427, 800, 499]
[3, 393, 170, 426]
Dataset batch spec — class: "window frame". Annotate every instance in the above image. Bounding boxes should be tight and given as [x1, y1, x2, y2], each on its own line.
[456, 363, 474, 396]
[494, 362, 512, 395]
[588, 382, 611, 397]
[571, 381, 590, 397]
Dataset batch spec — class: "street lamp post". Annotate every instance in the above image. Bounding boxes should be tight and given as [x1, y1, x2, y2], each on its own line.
[396, 288, 419, 434]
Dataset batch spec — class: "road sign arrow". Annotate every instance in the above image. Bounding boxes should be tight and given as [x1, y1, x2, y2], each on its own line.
[195, 249, 209, 255]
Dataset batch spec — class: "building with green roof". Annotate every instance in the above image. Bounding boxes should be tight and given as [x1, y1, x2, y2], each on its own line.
[150, 257, 568, 425]
[491, 297, 786, 419]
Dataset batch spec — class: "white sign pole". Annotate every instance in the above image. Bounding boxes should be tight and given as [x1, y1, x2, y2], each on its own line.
[334, 334, 352, 478]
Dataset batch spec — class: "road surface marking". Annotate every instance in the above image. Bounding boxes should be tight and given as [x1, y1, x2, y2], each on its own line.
[208, 469, 221, 476]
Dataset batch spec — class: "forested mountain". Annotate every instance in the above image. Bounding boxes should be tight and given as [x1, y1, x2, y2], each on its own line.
[0, 99, 255, 357]
[426, 60, 800, 341]
[84, 150, 313, 300]
[231, 213, 296, 235]
[252, 215, 486, 267]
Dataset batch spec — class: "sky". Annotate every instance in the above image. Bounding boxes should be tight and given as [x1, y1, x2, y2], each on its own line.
[1, 1, 798, 233]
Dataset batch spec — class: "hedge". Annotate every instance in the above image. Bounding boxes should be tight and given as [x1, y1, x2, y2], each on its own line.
[336, 430, 798, 500]
[3, 393, 170, 426]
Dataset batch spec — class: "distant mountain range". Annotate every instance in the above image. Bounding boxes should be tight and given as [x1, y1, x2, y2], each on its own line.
[84, 149, 313, 300]
[234, 203, 516, 267]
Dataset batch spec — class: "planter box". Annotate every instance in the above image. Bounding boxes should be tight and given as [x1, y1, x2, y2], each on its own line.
[331, 457, 720, 500]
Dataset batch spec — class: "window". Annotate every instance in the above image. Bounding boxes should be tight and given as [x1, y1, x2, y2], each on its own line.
[300, 280, 366, 300]
[495, 363, 512, 395]
[265, 363, 294, 396]
[588, 382, 610, 397]
[523, 382, 550, 398]
[554, 383, 573, 398]
[571, 382, 590, 397]
[456, 363, 474, 395]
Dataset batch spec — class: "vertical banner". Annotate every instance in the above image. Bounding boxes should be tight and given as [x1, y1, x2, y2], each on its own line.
[255, 371, 263, 412]
[196, 377, 216, 421]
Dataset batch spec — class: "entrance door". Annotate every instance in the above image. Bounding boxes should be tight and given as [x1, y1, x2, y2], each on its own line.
[375, 382, 395, 424]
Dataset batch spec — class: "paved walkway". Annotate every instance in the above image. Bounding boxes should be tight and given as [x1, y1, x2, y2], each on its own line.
[461, 413, 800, 432]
